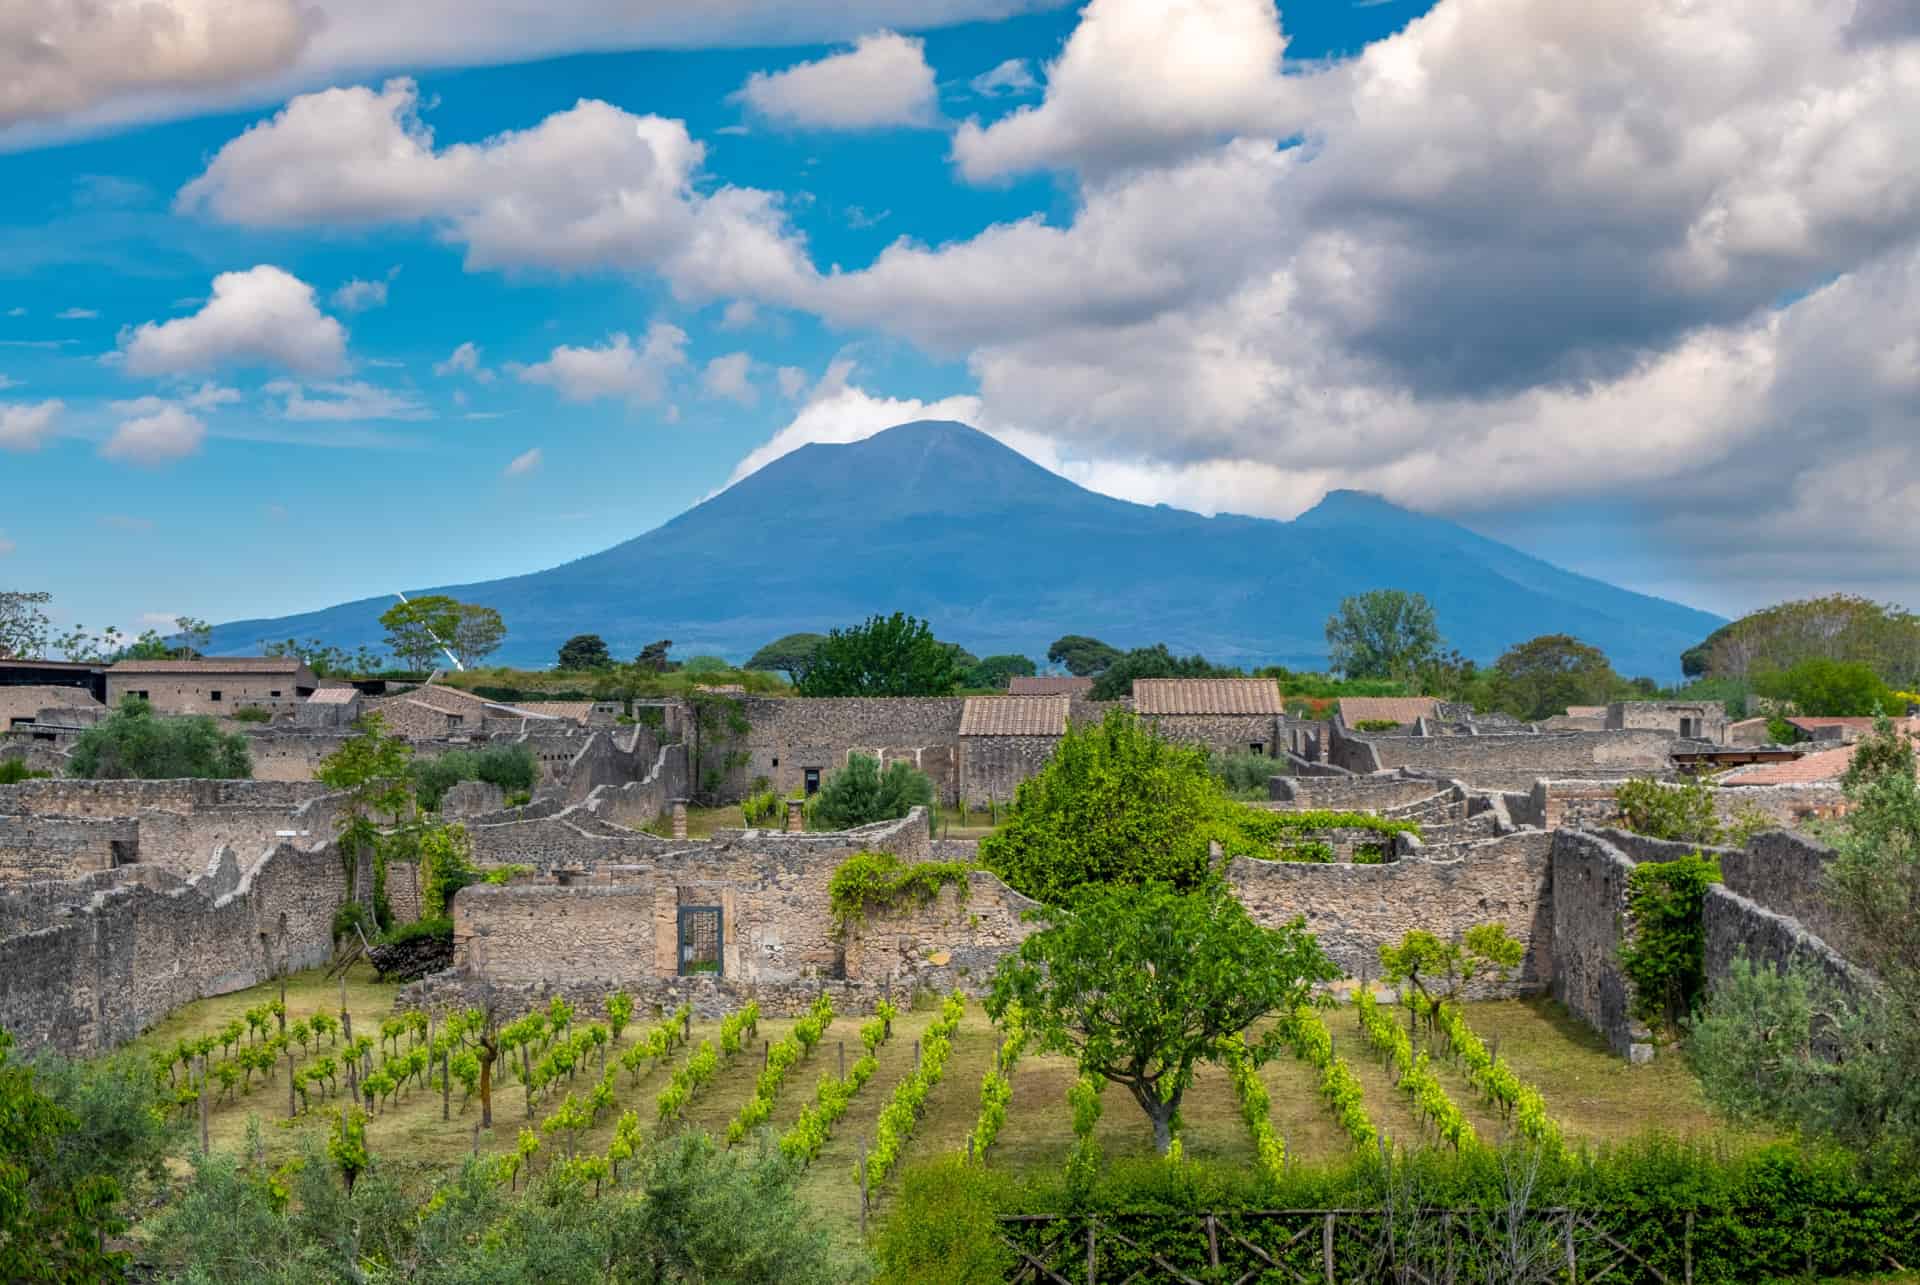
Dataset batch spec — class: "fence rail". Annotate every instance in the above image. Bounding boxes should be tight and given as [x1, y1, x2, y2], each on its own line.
[998, 1204, 1917, 1285]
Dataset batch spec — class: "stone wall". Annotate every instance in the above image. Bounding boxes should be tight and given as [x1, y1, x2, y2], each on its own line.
[1529, 778, 1845, 832]
[1141, 713, 1284, 756]
[0, 815, 135, 883]
[0, 778, 328, 818]
[573, 739, 689, 829]
[958, 735, 1058, 807]
[1333, 724, 1678, 791]
[244, 732, 354, 782]
[1716, 830, 1856, 961]
[1702, 885, 1867, 1010]
[107, 672, 309, 718]
[0, 836, 348, 1056]
[1268, 773, 1451, 813]
[1229, 829, 1555, 994]
[843, 870, 1042, 992]
[737, 697, 966, 802]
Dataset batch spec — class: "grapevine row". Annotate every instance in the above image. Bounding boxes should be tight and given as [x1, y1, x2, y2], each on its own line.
[778, 1000, 897, 1164]
[1431, 1002, 1560, 1147]
[860, 992, 965, 1189]
[1354, 990, 1476, 1151]
[1275, 1004, 1376, 1148]
[1218, 1032, 1285, 1182]
[968, 1004, 1027, 1163]
[726, 993, 834, 1144]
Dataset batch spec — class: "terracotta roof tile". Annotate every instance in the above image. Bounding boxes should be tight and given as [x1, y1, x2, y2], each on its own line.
[306, 687, 360, 705]
[1008, 676, 1095, 696]
[1721, 745, 1860, 785]
[960, 695, 1069, 737]
[1338, 696, 1441, 726]
[518, 701, 594, 723]
[108, 656, 305, 674]
[1134, 678, 1283, 715]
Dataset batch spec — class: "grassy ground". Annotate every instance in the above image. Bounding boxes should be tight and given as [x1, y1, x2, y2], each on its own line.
[134, 972, 1757, 1252]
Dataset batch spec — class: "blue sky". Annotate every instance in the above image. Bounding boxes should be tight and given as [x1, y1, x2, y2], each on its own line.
[3, 0, 1918, 647]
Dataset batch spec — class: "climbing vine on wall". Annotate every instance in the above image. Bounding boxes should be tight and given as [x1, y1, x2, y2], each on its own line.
[687, 692, 751, 803]
[827, 850, 974, 934]
[1618, 852, 1722, 1036]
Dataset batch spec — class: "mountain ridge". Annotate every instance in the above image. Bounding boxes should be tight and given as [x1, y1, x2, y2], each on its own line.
[204, 421, 1722, 676]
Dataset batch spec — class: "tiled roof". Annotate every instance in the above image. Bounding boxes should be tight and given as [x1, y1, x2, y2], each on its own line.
[1008, 676, 1095, 696]
[1565, 705, 1606, 718]
[404, 683, 491, 714]
[108, 656, 305, 674]
[1338, 696, 1440, 726]
[518, 701, 594, 723]
[1134, 678, 1283, 716]
[306, 687, 360, 705]
[1788, 717, 1890, 732]
[960, 695, 1069, 737]
[1721, 745, 1859, 786]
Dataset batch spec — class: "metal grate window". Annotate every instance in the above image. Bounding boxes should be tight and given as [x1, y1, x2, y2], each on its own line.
[678, 905, 723, 976]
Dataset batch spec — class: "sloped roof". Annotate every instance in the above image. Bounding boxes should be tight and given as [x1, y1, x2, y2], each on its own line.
[306, 687, 360, 705]
[1008, 676, 1095, 696]
[404, 683, 491, 714]
[1338, 696, 1440, 726]
[1565, 705, 1606, 718]
[960, 695, 1069, 737]
[518, 701, 594, 723]
[1134, 678, 1283, 715]
[1721, 745, 1858, 786]
[108, 656, 305, 675]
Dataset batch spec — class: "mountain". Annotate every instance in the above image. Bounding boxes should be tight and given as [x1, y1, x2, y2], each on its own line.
[205, 421, 1722, 677]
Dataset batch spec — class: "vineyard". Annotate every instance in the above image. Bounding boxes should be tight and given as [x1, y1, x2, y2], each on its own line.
[127, 965, 1749, 1249]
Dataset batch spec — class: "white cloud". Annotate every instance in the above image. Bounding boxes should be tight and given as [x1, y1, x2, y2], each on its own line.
[503, 447, 541, 477]
[0, 375, 17, 390]
[951, 0, 1311, 181]
[718, 300, 758, 330]
[100, 514, 155, 532]
[118, 265, 346, 376]
[701, 352, 757, 406]
[514, 325, 687, 405]
[0, 399, 61, 450]
[734, 31, 939, 130]
[180, 382, 243, 410]
[970, 58, 1039, 97]
[56, 307, 100, 320]
[433, 340, 494, 382]
[0, 531, 13, 557]
[177, 80, 817, 304]
[4, 307, 23, 317]
[776, 365, 809, 399]
[726, 360, 984, 484]
[101, 402, 204, 464]
[267, 379, 432, 420]
[330, 277, 389, 311]
[0, 0, 314, 129]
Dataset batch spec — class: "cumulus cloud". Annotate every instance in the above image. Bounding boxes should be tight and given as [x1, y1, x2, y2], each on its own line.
[718, 300, 757, 330]
[503, 446, 541, 477]
[267, 379, 431, 420]
[701, 352, 757, 406]
[177, 80, 817, 304]
[433, 340, 494, 382]
[118, 265, 346, 376]
[0, 400, 62, 450]
[969, 58, 1038, 97]
[776, 365, 809, 399]
[330, 276, 389, 311]
[0, 0, 314, 129]
[514, 325, 687, 405]
[725, 360, 985, 484]
[951, 0, 1311, 181]
[101, 402, 204, 464]
[0, 376, 17, 391]
[56, 307, 100, 320]
[734, 31, 938, 130]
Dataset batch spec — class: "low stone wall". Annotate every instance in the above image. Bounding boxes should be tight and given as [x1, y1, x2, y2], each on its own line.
[1531, 779, 1844, 832]
[1702, 885, 1867, 1009]
[1333, 725, 1678, 792]
[0, 777, 329, 819]
[737, 696, 967, 803]
[0, 815, 135, 883]
[1717, 830, 1856, 961]
[1267, 773, 1446, 812]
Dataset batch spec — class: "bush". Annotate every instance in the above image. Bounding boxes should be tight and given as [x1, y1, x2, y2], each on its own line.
[828, 851, 972, 932]
[68, 696, 251, 780]
[740, 789, 782, 828]
[0, 757, 49, 783]
[373, 916, 452, 948]
[1614, 776, 1722, 844]
[1618, 853, 1721, 1034]
[1207, 749, 1279, 799]
[1353, 718, 1403, 732]
[331, 901, 373, 945]
[410, 743, 537, 811]
[808, 752, 934, 829]
[875, 1156, 1014, 1285]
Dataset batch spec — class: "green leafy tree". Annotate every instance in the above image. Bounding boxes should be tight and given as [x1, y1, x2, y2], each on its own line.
[0, 590, 53, 659]
[417, 822, 479, 920]
[1324, 589, 1442, 681]
[1379, 924, 1524, 1031]
[746, 632, 827, 683]
[448, 603, 506, 668]
[1489, 633, 1625, 720]
[410, 743, 537, 810]
[1613, 776, 1723, 845]
[635, 639, 677, 673]
[981, 709, 1231, 904]
[379, 595, 461, 672]
[68, 696, 252, 780]
[1087, 643, 1233, 700]
[555, 633, 614, 670]
[1752, 657, 1894, 717]
[965, 654, 1036, 689]
[988, 881, 1337, 1152]
[316, 714, 414, 928]
[796, 613, 963, 697]
[1046, 635, 1122, 677]
[172, 616, 212, 658]
[1693, 593, 1920, 687]
[808, 753, 934, 829]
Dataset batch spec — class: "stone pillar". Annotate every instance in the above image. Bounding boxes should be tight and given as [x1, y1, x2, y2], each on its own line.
[670, 799, 688, 840]
[786, 798, 805, 833]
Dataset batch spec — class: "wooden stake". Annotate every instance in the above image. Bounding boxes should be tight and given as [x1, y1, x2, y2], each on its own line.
[914, 1038, 920, 1071]
[278, 978, 287, 1034]
[197, 1057, 210, 1154]
[858, 1144, 869, 1238]
[286, 1047, 296, 1119]
[1322, 1213, 1335, 1283]
[472, 1121, 481, 1157]
[838, 1040, 845, 1080]
[442, 1048, 451, 1121]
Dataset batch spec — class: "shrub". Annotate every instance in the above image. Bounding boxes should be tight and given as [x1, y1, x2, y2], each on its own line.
[808, 752, 935, 829]
[1618, 853, 1721, 1034]
[740, 789, 782, 828]
[68, 696, 251, 780]
[230, 705, 274, 723]
[410, 743, 537, 811]
[1353, 718, 1403, 732]
[1207, 749, 1280, 799]
[875, 1156, 1015, 1285]
[1614, 776, 1722, 844]
[0, 757, 50, 783]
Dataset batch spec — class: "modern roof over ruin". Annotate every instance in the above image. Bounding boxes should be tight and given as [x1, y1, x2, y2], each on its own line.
[106, 657, 308, 674]
[960, 695, 1070, 737]
[306, 687, 360, 705]
[1008, 675, 1095, 697]
[1338, 696, 1440, 726]
[1133, 677, 1283, 716]
[1720, 745, 1859, 786]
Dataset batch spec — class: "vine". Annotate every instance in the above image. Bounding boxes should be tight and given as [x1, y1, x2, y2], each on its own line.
[779, 1002, 896, 1165]
[726, 994, 832, 1144]
[1431, 1002, 1560, 1148]
[1277, 1005, 1376, 1148]
[1355, 989, 1476, 1151]
[1218, 1033, 1285, 1183]
[860, 992, 965, 1189]
[1618, 852, 1722, 1036]
[968, 1004, 1028, 1162]
[827, 851, 974, 934]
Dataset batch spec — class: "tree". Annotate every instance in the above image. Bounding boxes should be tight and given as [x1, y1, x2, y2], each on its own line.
[795, 613, 963, 697]
[1379, 924, 1524, 1033]
[964, 653, 1037, 689]
[635, 639, 676, 674]
[555, 633, 613, 671]
[988, 881, 1337, 1153]
[1047, 634, 1123, 677]
[449, 604, 506, 668]
[379, 596, 461, 672]
[316, 714, 414, 928]
[1692, 594, 1920, 687]
[1325, 590, 1442, 681]
[1489, 634, 1624, 721]
[980, 709, 1235, 905]
[808, 753, 934, 829]
[1613, 776, 1722, 845]
[746, 632, 827, 683]
[67, 696, 251, 780]
[0, 591, 53, 659]
[172, 616, 212, 658]
[1087, 643, 1233, 700]
[1752, 657, 1894, 717]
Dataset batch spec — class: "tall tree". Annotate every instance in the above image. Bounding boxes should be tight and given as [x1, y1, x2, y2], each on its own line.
[67, 697, 252, 780]
[171, 616, 212, 658]
[1752, 657, 1894, 717]
[964, 653, 1037, 689]
[1695, 594, 1920, 687]
[1087, 644, 1232, 700]
[1324, 590, 1442, 681]
[745, 632, 826, 682]
[795, 613, 963, 697]
[1489, 633, 1623, 720]
[807, 753, 935, 829]
[0, 591, 52, 659]
[378, 596, 461, 672]
[448, 604, 506, 667]
[635, 639, 676, 674]
[555, 634, 613, 671]
[316, 713, 414, 928]
[1047, 635, 1122, 677]
[989, 881, 1337, 1153]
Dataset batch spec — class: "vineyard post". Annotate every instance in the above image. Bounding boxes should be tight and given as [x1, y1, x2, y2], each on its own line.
[286, 1046, 296, 1118]
[764, 1039, 770, 1070]
[339, 976, 350, 1043]
[278, 977, 287, 1034]
[966, 1136, 974, 1163]
[858, 1143, 868, 1238]
[346, 1047, 357, 1103]
[914, 1038, 920, 1071]
[838, 1041, 845, 1079]
[683, 1007, 691, 1043]
[197, 1056, 209, 1154]
[472, 1121, 480, 1158]
[1322, 1213, 1335, 1283]
[1563, 1210, 1576, 1283]
[442, 1048, 451, 1121]
[1087, 1217, 1097, 1285]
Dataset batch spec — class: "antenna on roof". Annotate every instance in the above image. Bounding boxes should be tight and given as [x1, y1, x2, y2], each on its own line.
[394, 591, 463, 672]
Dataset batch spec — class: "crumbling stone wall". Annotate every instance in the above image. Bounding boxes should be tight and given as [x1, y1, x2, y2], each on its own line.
[1334, 724, 1678, 791]
[1530, 779, 1844, 832]
[1716, 830, 1856, 961]
[737, 697, 966, 802]
[1267, 773, 1452, 812]
[243, 732, 354, 782]
[843, 871, 1041, 992]
[0, 816, 136, 883]
[0, 778, 328, 818]
[958, 735, 1058, 806]
[1140, 713, 1283, 756]
[1702, 884, 1867, 1010]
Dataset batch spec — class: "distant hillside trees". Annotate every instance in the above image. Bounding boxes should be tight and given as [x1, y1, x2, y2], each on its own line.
[1324, 589, 1441, 682]
[1684, 594, 1920, 687]
[379, 596, 460, 671]
[746, 632, 826, 682]
[555, 633, 613, 671]
[1487, 633, 1625, 720]
[68, 696, 252, 780]
[263, 638, 389, 678]
[795, 613, 963, 697]
[1752, 657, 1895, 717]
[964, 654, 1037, 689]
[1047, 635, 1122, 676]
[1087, 644, 1234, 700]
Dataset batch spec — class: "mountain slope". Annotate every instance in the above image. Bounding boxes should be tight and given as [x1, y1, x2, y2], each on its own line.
[205, 421, 1722, 676]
